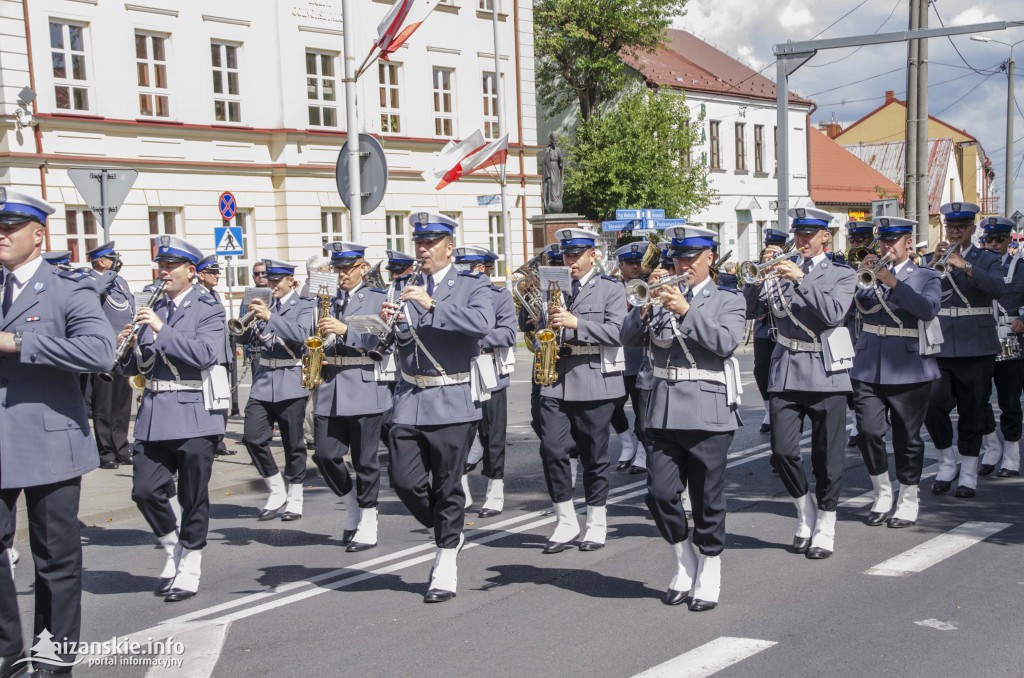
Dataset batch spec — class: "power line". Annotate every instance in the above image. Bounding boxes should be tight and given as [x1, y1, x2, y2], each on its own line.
[805, 66, 912, 97]
[930, 2, 1001, 76]
[808, 0, 874, 41]
[807, 0, 902, 68]
[934, 72, 996, 116]
[813, 69, 991, 109]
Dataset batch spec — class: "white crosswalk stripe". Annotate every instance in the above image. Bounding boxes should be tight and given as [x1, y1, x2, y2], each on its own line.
[864, 521, 1012, 577]
[631, 637, 777, 678]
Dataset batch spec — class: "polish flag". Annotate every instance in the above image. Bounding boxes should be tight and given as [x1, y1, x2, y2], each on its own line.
[425, 130, 485, 188]
[375, 0, 439, 59]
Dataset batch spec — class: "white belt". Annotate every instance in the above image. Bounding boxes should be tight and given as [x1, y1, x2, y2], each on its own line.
[563, 345, 601, 356]
[401, 371, 471, 388]
[324, 356, 374, 367]
[147, 379, 202, 392]
[776, 335, 822, 353]
[261, 358, 302, 369]
[651, 366, 727, 384]
[862, 324, 919, 338]
[938, 307, 990, 318]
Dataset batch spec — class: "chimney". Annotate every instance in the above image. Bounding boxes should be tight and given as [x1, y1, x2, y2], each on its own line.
[825, 122, 843, 139]
[884, 90, 895, 103]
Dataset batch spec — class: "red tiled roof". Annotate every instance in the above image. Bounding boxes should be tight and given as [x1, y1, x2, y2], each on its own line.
[623, 29, 813, 106]
[842, 138, 954, 216]
[810, 130, 903, 206]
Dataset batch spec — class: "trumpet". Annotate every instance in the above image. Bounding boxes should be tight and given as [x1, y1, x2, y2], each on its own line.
[740, 252, 799, 285]
[98, 280, 167, 383]
[368, 259, 425, 362]
[932, 242, 962, 276]
[624, 272, 693, 307]
[228, 309, 260, 337]
[846, 239, 879, 266]
[856, 253, 895, 289]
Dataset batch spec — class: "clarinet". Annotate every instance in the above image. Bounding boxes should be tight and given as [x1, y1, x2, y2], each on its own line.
[368, 259, 424, 362]
[98, 279, 168, 382]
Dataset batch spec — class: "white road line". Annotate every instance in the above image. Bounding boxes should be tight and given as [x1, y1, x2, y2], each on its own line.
[144, 621, 230, 678]
[631, 637, 777, 678]
[865, 521, 1012, 577]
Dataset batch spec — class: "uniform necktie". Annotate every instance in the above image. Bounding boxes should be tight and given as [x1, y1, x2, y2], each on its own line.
[801, 259, 813, 276]
[165, 301, 176, 324]
[338, 291, 349, 316]
[274, 298, 282, 313]
[427, 276, 435, 297]
[571, 279, 581, 298]
[684, 287, 694, 303]
[2, 274, 13, 317]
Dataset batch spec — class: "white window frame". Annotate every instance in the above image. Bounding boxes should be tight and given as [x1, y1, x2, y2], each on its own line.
[148, 208, 180, 279]
[754, 124, 765, 174]
[220, 209, 255, 287]
[432, 67, 455, 138]
[479, 0, 497, 11]
[385, 212, 409, 254]
[211, 41, 242, 123]
[65, 208, 98, 263]
[306, 50, 340, 128]
[49, 19, 91, 112]
[321, 209, 347, 245]
[482, 71, 500, 139]
[378, 61, 402, 134]
[136, 31, 170, 118]
[735, 122, 747, 172]
[488, 213, 506, 279]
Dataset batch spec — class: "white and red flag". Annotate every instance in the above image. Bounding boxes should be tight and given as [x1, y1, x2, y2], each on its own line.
[374, 0, 439, 60]
[427, 131, 509, 190]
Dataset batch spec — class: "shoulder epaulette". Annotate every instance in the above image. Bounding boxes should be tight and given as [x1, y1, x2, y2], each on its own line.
[490, 284, 507, 292]
[601, 274, 620, 282]
[716, 285, 740, 294]
[55, 268, 92, 282]
[459, 270, 484, 278]
[198, 294, 218, 305]
[369, 287, 388, 294]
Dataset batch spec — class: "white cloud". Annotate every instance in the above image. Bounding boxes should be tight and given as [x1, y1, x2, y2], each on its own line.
[948, 8, 1000, 26]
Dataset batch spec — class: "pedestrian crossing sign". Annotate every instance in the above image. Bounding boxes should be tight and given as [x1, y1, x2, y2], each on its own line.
[214, 226, 244, 256]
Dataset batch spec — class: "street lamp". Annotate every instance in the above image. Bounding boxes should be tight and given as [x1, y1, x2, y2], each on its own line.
[971, 35, 1024, 217]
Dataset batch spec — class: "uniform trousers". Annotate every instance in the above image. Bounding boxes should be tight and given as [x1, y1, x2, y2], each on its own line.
[610, 393, 630, 435]
[312, 413, 382, 508]
[89, 373, 133, 463]
[530, 382, 542, 437]
[646, 428, 732, 555]
[770, 391, 848, 510]
[539, 397, 615, 506]
[636, 387, 652, 451]
[243, 396, 308, 484]
[478, 387, 508, 479]
[624, 374, 647, 450]
[0, 478, 81, 665]
[752, 337, 775, 401]
[982, 358, 1024, 442]
[852, 379, 932, 485]
[132, 436, 217, 550]
[925, 356, 996, 456]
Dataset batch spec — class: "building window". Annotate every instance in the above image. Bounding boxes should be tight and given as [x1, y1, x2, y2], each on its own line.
[754, 125, 765, 174]
[223, 209, 254, 286]
[136, 33, 170, 118]
[378, 62, 402, 134]
[385, 212, 409, 254]
[479, 0, 496, 10]
[211, 41, 241, 123]
[306, 51, 339, 127]
[148, 209, 178, 277]
[50, 20, 90, 111]
[321, 209, 347, 245]
[488, 213, 506, 278]
[65, 208, 98, 262]
[432, 67, 455, 137]
[735, 122, 746, 171]
[680, 116, 693, 167]
[709, 120, 721, 170]
[482, 72, 500, 139]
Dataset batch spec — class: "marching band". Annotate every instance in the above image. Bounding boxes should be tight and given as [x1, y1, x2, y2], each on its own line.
[2, 184, 1024, 678]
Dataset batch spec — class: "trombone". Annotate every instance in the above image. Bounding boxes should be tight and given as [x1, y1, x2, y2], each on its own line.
[856, 253, 895, 289]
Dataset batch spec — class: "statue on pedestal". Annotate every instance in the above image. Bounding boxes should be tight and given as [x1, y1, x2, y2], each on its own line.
[539, 132, 564, 214]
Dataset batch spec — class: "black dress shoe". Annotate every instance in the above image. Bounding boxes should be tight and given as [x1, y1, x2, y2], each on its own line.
[847, 433, 859, 448]
[616, 457, 635, 471]
[791, 536, 810, 554]
[257, 505, 284, 521]
[865, 511, 888, 526]
[996, 468, 1020, 478]
[954, 486, 976, 498]
[542, 540, 575, 554]
[578, 541, 604, 552]
[979, 463, 996, 476]
[164, 588, 197, 603]
[0, 651, 28, 678]
[931, 479, 953, 495]
[346, 541, 376, 553]
[477, 508, 502, 518]
[100, 460, 119, 470]
[280, 512, 302, 522]
[628, 466, 648, 475]
[887, 517, 916, 529]
[688, 599, 718, 612]
[759, 423, 771, 433]
[154, 577, 175, 596]
[662, 589, 691, 606]
[463, 461, 479, 474]
[341, 529, 357, 545]
[805, 546, 832, 560]
[117, 457, 133, 466]
[423, 589, 456, 603]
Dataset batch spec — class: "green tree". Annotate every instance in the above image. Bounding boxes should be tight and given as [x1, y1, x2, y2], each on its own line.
[535, 0, 687, 121]
[563, 86, 713, 221]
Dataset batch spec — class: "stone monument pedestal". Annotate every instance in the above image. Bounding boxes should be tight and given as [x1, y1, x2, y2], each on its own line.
[528, 213, 584, 253]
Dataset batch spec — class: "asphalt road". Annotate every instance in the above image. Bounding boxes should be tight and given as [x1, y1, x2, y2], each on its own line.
[11, 352, 1024, 677]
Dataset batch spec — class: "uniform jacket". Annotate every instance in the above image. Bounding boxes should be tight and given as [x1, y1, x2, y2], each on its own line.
[122, 284, 226, 441]
[746, 257, 857, 393]
[392, 267, 495, 426]
[94, 270, 135, 332]
[315, 284, 393, 417]
[852, 261, 941, 385]
[205, 287, 232, 365]
[936, 246, 1005, 358]
[621, 282, 745, 432]
[520, 273, 626, 402]
[995, 253, 1024, 322]
[0, 262, 115, 488]
[480, 280, 517, 391]
[239, 292, 315, 402]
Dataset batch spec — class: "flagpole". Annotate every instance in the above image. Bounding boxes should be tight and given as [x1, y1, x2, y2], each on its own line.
[342, 0, 362, 240]
[492, 1, 512, 286]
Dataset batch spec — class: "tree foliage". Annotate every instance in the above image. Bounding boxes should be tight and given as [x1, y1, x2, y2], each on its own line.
[534, 0, 687, 121]
[563, 87, 713, 221]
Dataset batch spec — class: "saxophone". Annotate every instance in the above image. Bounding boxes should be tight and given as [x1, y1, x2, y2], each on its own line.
[533, 280, 562, 386]
[300, 288, 331, 390]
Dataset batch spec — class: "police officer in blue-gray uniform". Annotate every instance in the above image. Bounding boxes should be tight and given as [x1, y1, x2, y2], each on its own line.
[381, 212, 494, 603]
[238, 259, 316, 521]
[924, 202, 1006, 498]
[529, 243, 566, 440]
[41, 250, 72, 269]
[525, 227, 627, 555]
[977, 217, 1024, 478]
[86, 241, 137, 469]
[312, 242, 391, 552]
[613, 242, 648, 473]
[746, 207, 856, 559]
[843, 221, 877, 447]
[748, 228, 788, 434]
[0, 191, 114, 673]
[378, 249, 418, 448]
[195, 255, 235, 456]
[120, 235, 226, 602]
[455, 246, 516, 518]
[622, 226, 745, 612]
[850, 217, 941, 528]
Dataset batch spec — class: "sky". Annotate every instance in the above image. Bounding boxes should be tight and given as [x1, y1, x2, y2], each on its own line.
[673, 0, 1024, 215]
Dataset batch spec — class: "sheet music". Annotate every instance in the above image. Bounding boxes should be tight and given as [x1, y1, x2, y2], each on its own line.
[307, 271, 338, 297]
[240, 286, 273, 309]
[538, 265, 571, 289]
[345, 314, 389, 337]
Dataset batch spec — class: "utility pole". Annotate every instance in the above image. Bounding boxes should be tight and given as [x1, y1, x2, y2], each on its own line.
[905, 0, 919, 226]
[492, 3, 513, 284]
[1006, 53, 1015, 217]
[342, 0, 362, 240]
[916, 0, 930, 239]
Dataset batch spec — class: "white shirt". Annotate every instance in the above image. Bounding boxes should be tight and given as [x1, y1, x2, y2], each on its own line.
[2, 255, 45, 307]
[893, 258, 911, 275]
[689, 276, 713, 297]
[430, 264, 453, 291]
[274, 290, 295, 311]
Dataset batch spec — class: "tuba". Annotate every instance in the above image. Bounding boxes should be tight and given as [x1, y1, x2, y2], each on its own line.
[511, 253, 545, 353]
[300, 289, 331, 390]
[533, 281, 562, 386]
[363, 260, 387, 289]
[640, 232, 664, 275]
[846, 239, 879, 267]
